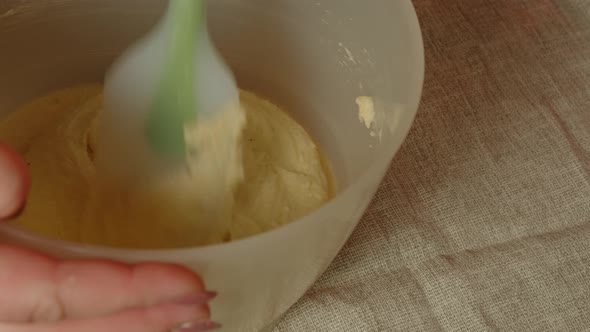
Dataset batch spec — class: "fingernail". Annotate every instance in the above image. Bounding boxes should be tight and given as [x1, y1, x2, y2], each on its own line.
[176, 320, 222, 331]
[172, 291, 217, 306]
[1, 202, 26, 221]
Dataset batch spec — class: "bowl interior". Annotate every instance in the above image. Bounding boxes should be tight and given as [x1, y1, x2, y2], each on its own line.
[0, 0, 423, 192]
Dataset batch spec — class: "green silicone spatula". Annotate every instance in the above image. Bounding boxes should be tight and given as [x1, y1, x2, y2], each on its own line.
[98, 0, 240, 181]
[146, 0, 203, 159]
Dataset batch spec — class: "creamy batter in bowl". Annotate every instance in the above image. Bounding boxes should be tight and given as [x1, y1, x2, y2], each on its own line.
[0, 85, 333, 248]
[0, 1, 424, 331]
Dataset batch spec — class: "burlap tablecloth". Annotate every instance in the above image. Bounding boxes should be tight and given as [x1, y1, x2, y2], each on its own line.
[274, 1, 590, 331]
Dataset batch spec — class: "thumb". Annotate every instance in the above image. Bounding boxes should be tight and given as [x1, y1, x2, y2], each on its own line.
[0, 144, 29, 220]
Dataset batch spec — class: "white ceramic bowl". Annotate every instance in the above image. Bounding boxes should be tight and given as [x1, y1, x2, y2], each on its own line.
[0, 1, 424, 331]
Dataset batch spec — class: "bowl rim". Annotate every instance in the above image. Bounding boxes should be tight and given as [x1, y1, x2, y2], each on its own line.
[0, 0, 425, 260]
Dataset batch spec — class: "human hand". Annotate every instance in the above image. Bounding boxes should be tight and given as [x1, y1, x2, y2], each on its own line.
[0, 144, 219, 332]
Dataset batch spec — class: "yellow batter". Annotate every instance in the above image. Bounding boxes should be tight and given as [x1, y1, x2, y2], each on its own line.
[0, 84, 332, 248]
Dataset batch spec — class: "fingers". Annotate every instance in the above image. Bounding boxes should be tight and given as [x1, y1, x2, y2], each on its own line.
[0, 145, 220, 331]
[0, 245, 213, 323]
[0, 304, 220, 332]
[52, 259, 211, 320]
[0, 143, 29, 219]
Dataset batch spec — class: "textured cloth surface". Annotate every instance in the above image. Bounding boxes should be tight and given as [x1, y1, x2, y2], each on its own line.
[274, 0, 590, 331]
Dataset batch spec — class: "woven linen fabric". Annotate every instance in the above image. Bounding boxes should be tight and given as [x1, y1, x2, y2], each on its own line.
[274, 0, 590, 331]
